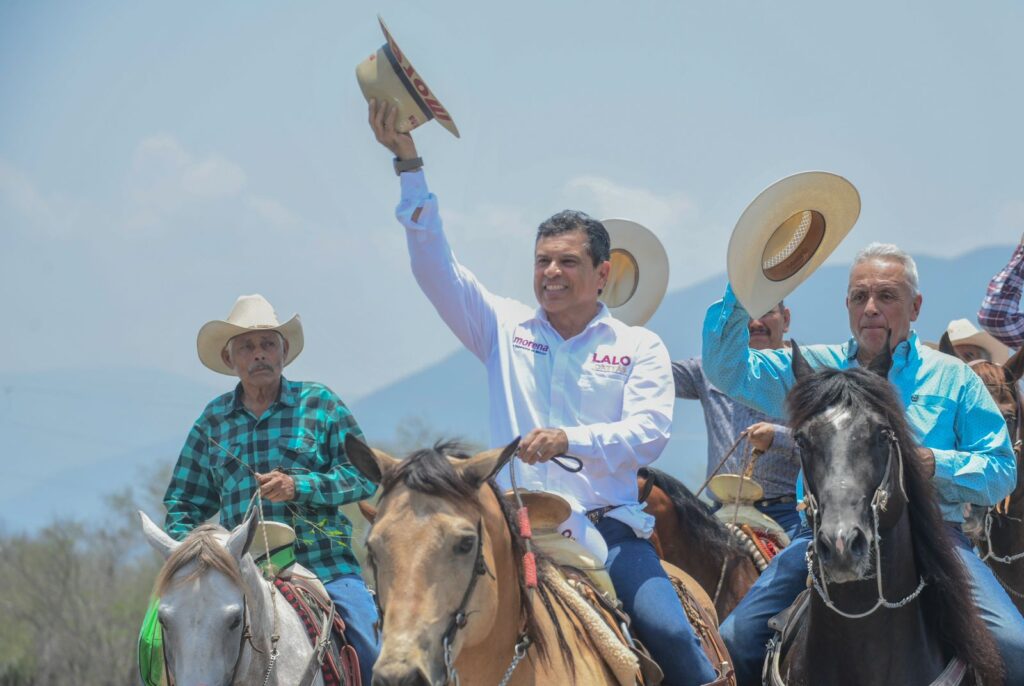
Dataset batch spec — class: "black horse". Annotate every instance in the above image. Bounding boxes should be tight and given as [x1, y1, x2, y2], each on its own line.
[772, 341, 1003, 685]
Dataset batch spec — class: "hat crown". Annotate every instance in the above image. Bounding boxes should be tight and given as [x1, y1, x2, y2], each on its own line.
[225, 294, 281, 329]
[946, 318, 980, 340]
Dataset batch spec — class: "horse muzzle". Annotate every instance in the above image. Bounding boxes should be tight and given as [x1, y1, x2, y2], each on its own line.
[817, 523, 871, 582]
[371, 662, 434, 686]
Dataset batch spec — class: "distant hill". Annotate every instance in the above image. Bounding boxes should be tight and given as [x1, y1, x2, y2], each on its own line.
[2, 244, 1012, 531]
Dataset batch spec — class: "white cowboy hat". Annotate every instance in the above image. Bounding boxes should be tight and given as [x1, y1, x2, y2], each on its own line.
[356, 17, 460, 138]
[945, 318, 1009, 365]
[599, 219, 670, 327]
[197, 294, 304, 375]
[727, 172, 861, 318]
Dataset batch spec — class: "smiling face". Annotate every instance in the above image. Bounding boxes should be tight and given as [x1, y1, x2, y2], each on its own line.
[533, 229, 609, 326]
[846, 258, 922, 364]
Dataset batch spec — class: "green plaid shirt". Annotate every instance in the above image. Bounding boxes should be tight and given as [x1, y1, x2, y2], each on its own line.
[163, 377, 377, 581]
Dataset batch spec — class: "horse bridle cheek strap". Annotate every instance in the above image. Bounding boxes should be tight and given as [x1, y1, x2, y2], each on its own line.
[441, 519, 492, 685]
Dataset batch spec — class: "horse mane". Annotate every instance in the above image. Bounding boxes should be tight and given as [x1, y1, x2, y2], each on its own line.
[787, 368, 1004, 683]
[638, 466, 745, 561]
[154, 523, 245, 597]
[380, 441, 588, 672]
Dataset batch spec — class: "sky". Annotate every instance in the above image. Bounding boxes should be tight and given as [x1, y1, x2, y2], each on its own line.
[2, 0, 1023, 402]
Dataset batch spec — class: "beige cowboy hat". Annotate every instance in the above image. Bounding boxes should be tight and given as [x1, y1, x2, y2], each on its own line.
[728, 172, 861, 318]
[356, 16, 460, 138]
[197, 294, 304, 375]
[599, 219, 670, 327]
[945, 318, 1009, 365]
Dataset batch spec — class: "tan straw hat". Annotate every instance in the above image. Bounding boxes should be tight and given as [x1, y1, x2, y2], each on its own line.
[945, 318, 1009, 365]
[599, 219, 670, 327]
[197, 294, 304, 375]
[356, 17, 459, 138]
[728, 172, 861, 318]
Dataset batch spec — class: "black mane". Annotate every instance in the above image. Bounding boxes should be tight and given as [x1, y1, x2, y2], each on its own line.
[787, 367, 1003, 682]
[639, 466, 745, 561]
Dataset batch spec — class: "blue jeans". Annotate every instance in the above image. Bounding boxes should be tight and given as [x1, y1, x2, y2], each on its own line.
[324, 574, 380, 686]
[756, 501, 802, 542]
[721, 525, 1024, 686]
[598, 517, 718, 686]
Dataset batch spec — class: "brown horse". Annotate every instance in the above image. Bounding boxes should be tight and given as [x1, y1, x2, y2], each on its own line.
[343, 435, 626, 686]
[941, 333, 1024, 613]
[638, 468, 760, 619]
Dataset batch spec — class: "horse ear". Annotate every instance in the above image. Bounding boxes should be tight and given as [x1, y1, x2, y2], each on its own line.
[1004, 345, 1024, 383]
[458, 437, 522, 487]
[345, 432, 400, 484]
[139, 510, 180, 560]
[791, 339, 814, 380]
[938, 332, 960, 359]
[867, 330, 894, 378]
[226, 507, 259, 560]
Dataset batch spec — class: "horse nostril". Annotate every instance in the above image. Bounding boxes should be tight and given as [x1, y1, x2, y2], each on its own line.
[818, 536, 834, 564]
[849, 528, 868, 559]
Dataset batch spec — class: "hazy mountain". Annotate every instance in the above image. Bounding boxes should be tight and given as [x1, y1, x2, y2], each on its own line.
[2, 244, 1012, 530]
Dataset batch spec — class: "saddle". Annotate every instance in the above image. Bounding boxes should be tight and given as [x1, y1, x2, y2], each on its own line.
[714, 504, 790, 572]
[274, 573, 361, 686]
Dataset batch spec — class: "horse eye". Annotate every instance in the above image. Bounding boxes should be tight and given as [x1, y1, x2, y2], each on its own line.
[454, 535, 476, 555]
[228, 614, 242, 631]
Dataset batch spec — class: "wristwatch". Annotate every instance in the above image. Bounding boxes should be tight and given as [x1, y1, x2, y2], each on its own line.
[393, 156, 424, 176]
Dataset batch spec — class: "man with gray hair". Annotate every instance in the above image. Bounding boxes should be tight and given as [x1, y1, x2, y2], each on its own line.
[701, 242, 1023, 685]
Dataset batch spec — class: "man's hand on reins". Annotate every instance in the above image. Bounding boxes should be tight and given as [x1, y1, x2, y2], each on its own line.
[519, 428, 569, 465]
[746, 422, 776, 453]
[256, 471, 296, 502]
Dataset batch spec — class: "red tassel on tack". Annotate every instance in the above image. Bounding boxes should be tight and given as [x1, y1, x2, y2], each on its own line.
[517, 507, 533, 539]
[522, 551, 538, 588]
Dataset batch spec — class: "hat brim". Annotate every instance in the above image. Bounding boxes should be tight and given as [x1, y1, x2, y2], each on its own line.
[599, 219, 670, 327]
[950, 330, 1010, 365]
[197, 314, 304, 375]
[355, 17, 460, 138]
[728, 172, 860, 318]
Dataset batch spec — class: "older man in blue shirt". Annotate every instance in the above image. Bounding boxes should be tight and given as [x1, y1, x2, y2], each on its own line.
[703, 242, 1022, 685]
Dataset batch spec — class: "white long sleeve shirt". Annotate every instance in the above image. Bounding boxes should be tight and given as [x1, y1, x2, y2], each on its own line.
[396, 171, 673, 535]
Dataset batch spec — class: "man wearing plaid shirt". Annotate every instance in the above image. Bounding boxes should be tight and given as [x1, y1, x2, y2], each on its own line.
[979, 236, 1024, 348]
[162, 294, 379, 685]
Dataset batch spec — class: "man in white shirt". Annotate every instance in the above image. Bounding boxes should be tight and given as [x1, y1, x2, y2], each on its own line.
[368, 100, 718, 686]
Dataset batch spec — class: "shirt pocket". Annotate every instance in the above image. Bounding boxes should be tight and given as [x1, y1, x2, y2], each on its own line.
[279, 434, 320, 470]
[906, 393, 957, 446]
[579, 371, 627, 422]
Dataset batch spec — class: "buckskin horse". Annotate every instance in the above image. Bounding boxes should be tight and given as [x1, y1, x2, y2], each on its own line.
[139, 509, 337, 686]
[767, 342, 1003, 686]
[637, 467, 760, 618]
[941, 333, 1024, 614]
[344, 435, 630, 686]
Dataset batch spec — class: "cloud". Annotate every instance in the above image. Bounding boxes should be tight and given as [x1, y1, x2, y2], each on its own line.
[0, 159, 77, 236]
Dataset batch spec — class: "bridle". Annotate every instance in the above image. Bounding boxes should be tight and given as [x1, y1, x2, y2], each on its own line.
[802, 428, 927, 619]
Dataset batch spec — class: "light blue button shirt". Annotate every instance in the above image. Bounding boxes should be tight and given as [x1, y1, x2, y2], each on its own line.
[702, 285, 1016, 523]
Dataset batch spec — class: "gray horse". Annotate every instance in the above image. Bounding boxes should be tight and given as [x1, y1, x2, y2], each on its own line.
[140, 509, 325, 686]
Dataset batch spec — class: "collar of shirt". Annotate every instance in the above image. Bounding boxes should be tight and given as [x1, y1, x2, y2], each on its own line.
[228, 376, 299, 414]
[842, 330, 922, 372]
[525, 302, 615, 339]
